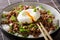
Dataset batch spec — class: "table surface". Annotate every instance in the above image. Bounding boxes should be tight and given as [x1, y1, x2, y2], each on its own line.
[0, 0, 60, 40]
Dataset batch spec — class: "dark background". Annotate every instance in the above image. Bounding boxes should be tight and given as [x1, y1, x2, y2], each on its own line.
[0, 0, 60, 40]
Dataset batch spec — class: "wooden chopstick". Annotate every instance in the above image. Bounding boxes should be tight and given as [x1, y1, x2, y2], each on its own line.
[37, 24, 48, 40]
[36, 22, 53, 40]
[39, 22, 53, 40]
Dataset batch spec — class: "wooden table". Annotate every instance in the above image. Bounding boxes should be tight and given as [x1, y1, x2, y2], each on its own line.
[0, 0, 60, 40]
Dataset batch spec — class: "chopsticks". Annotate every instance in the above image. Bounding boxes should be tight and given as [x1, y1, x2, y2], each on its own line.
[36, 22, 53, 40]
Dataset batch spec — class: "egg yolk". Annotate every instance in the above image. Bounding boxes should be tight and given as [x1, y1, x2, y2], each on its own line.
[25, 11, 35, 22]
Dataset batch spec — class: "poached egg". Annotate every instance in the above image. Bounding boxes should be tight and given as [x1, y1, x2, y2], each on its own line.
[17, 9, 40, 23]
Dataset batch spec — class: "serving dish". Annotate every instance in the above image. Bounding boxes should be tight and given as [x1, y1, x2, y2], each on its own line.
[0, 2, 60, 40]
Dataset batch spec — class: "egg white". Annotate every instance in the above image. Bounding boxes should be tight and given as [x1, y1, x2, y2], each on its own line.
[17, 10, 32, 23]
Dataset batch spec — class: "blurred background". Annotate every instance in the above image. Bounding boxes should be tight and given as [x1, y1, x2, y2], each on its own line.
[0, 0, 60, 40]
